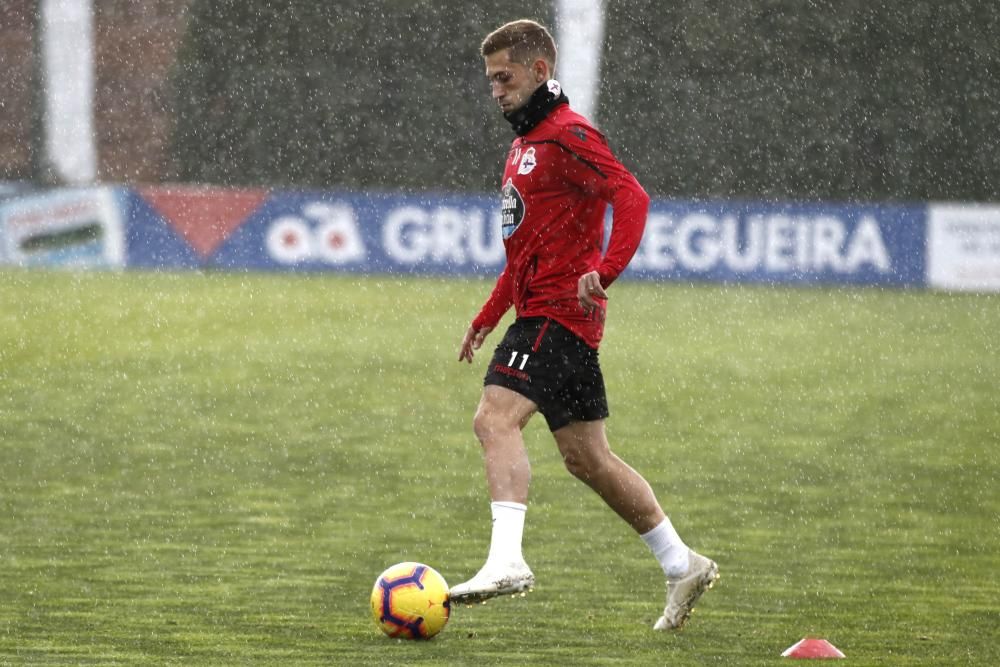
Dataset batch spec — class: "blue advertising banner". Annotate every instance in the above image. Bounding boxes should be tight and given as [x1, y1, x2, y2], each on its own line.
[217, 191, 504, 275]
[125, 186, 504, 276]
[628, 200, 927, 287]
[123, 186, 928, 288]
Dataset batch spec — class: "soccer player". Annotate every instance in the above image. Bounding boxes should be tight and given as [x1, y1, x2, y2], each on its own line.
[453, 19, 719, 630]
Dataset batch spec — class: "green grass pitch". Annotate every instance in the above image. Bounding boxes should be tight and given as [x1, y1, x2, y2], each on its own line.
[1, 269, 997, 665]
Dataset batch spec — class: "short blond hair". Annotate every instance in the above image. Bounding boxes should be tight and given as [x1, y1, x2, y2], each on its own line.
[481, 19, 557, 70]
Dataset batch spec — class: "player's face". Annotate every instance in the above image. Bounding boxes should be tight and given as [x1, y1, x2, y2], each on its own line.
[485, 49, 547, 114]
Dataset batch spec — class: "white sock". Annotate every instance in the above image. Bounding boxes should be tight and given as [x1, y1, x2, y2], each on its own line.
[641, 517, 690, 579]
[486, 501, 527, 565]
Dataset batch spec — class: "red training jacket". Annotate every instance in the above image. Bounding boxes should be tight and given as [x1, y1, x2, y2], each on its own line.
[471, 102, 650, 349]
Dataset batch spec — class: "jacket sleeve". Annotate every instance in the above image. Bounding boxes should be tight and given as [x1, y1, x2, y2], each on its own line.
[471, 263, 514, 331]
[557, 124, 650, 288]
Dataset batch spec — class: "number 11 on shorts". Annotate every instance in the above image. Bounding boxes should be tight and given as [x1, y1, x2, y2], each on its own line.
[508, 351, 529, 370]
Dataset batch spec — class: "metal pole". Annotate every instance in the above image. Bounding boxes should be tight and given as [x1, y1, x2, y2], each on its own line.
[40, 0, 97, 184]
[555, 0, 606, 126]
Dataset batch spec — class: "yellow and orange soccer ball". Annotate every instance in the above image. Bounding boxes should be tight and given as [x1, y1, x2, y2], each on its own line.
[370, 562, 450, 639]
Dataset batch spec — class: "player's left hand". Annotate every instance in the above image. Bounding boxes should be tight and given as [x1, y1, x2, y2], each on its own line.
[578, 271, 608, 313]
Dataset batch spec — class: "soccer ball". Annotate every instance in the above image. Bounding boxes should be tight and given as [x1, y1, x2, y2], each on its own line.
[370, 562, 451, 639]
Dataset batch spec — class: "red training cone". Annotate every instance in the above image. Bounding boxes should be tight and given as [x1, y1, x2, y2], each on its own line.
[781, 638, 846, 659]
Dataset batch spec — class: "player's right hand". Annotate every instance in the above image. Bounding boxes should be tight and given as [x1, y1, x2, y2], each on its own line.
[459, 325, 493, 363]
[577, 270, 608, 314]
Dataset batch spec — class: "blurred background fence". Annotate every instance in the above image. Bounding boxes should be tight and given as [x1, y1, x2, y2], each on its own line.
[3, 0, 999, 201]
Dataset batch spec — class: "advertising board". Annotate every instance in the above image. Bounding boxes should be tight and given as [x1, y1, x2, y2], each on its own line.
[0, 187, 125, 268]
[927, 204, 1000, 291]
[125, 186, 927, 288]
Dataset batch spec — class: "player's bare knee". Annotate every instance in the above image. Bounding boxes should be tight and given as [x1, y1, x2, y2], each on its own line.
[472, 409, 491, 445]
[472, 406, 511, 446]
[561, 451, 588, 480]
[560, 449, 599, 481]
[559, 438, 613, 481]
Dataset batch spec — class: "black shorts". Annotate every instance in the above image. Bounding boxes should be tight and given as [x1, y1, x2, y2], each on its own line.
[484, 317, 609, 432]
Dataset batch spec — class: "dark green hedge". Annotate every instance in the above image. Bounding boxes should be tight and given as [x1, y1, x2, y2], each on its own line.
[600, 0, 1000, 201]
[169, 1, 1000, 201]
[169, 0, 552, 192]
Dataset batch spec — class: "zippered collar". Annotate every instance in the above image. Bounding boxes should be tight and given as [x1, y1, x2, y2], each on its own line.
[504, 80, 569, 137]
